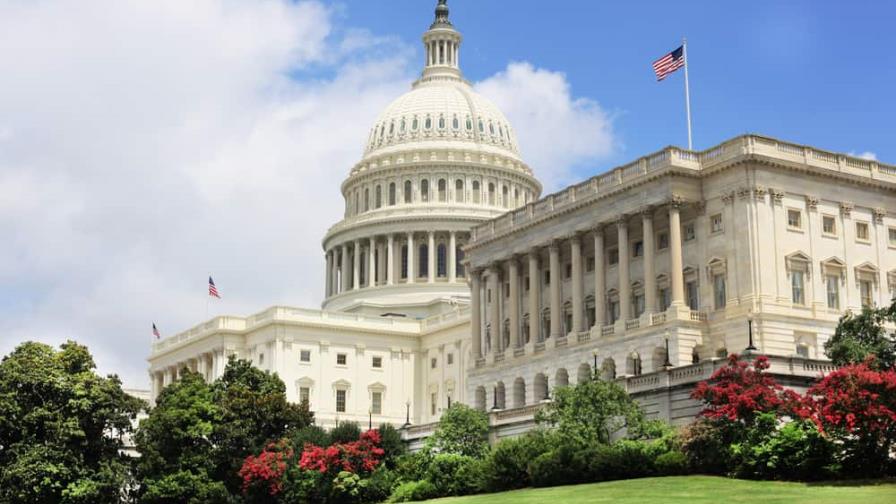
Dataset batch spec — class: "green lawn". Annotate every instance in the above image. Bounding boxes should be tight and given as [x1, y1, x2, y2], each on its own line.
[424, 476, 896, 504]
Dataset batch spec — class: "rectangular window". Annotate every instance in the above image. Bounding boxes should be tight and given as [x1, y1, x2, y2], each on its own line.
[791, 270, 805, 305]
[787, 209, 802, 229]
[632, 241, 644, 258]
[823, 216, 837, 235]
[447, 353, 454, 365]
[713, 274, 727, 310]
[300, 350, 311, 363]
[371, 391, 382, 415]
[608, 248, 619, 265]
[564, 263, 572, 279]
[796, 344, 810, 358]
[710, 213, 723, 233]
[524, 276, 530, 291]
[657, 232, 669, 250]
[860, 280, 874, 307]
[686, 281, 699, 311]
[856, 222, 870, 241]
[258, 353, 265, 365]
[684, 223, 696, 241]
[299, 386, 310, 405]
[633, 294, 645, 317]
[372, 356, 383, 368]
[544, 270, 551, 285]
[826, 275, 840, 309]
[659, 288, 671, 311]
[431, 393, 437, 416]
[431, 357, 437, 369]
[336, 353, 347, 366]
[608, 300, 620, 324]
[586, 257, 594, 272]
[889, 227, 896, 247]
[336, 389, 346, 413]
[505, 282, 510, 298]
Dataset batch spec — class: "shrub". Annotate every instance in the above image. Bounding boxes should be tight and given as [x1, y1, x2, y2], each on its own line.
[484, 431, 554, 491]
[387, 480, 438, 503]
[583, 441, 655, 482]
[424, 404, 490, 458]
[730, 413, 836, 481]
[392, 451, 431, 483]
[361, 466, 399, 503]
[654, 451, 688, 476]
[330, 421, 362, 444]
[291, 425, 330, 450]
[377, 423, 406, 467]
[528, 443, 584, 488]
[425, 453, 482, 496]
[680, 418, 738, 474]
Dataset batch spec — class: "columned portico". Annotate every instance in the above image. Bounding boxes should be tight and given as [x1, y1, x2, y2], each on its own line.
[488, 266, 501, 353]
[668, 200, 685, 306]
[642, 209, 656, 315]
[508, 258, 521, 348]
[593, 227, 606, 329]
[528, 250, 540, 342]
[549, 242, 561, 338]
[617, 218, 630, 322]
[570, 234, 584, 333]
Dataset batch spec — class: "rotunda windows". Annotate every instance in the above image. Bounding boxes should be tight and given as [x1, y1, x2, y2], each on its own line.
[466, 116, 473, 131]
[424, 116, 432, 130]
[438, 115, 445, 130]
[412, 116, 419, 131]
[421, 179, 430, 202]
[388, 183, 396, 206]
[438, 179, 447, 202]
[472, 180, 481, 204]
[404, 180, 413, 203]
[489, 122, 495, 136]
[478, 119, 484, 133]
[455, 179, 465, 202]
[452, 116, 460, 130]
[400, 118, 406, 133]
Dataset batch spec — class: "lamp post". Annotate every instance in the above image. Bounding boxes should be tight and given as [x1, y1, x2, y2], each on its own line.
[592, 349, 599, 375]
[492, 385, 499, 411]
[663, 329, 673, 369]
[447, 395, 452, 409]
[746, 308, 758, 353]
[403, 400, 411, 429]
[368, 408, 372, 431]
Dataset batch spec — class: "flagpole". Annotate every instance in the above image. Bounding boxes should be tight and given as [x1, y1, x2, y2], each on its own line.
[683, 37, 693, 150]
[206, 273, 210, 320]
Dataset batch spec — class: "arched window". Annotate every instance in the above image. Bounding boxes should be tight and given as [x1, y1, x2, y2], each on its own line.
[563, 301, 573, 335]
[400, 118, 406, 133]
[412, 117, 419, 131]
[404, 181, 412, 203]
[364, 188, 370, 212]
[541, 309, 551, 342]
[456, 247, 466, 278]
[421, 180, 430, 202]
[502, 185, 509, 208]
[478, 119, 484, 133]
[375, 185, 382, 209]
[389, 183, 396, 206]
[419, 244, 429, 278]
[466, 117, 473, 131]
[472, 181, 481, 204]
[489, 122, 495, 135]
[628, 352, 643, 376]
[455, 179, 465, 202]
[400, 246, 408, 279]
[424, 116, 432, 130]
[438, 116, 445, 129]
[488, 183, 496, 205]
[513, 378, 526, 408]
[514, 188, 519, 206]
[388, 121, 394, 135]
[354, 192, 359, 215]
[437, 244, 447, 277]
[438, 179, 446, 202]
[452, 116, 459, 130]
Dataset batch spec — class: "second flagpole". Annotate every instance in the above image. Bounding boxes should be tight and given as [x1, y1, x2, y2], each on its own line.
[683, 37, 693, 150]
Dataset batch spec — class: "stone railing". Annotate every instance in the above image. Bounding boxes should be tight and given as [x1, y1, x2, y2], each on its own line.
[469, 134, 896, 243]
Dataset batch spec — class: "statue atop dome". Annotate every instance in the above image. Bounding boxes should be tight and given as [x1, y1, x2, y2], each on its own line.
[432, 0, 452, 29]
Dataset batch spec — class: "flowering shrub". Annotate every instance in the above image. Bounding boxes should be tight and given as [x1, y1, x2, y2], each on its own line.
[806, 358, 896, 476]
[239, 440, 293, 497]
[691, 354, 802, 423]
[299, 429, 385, 477]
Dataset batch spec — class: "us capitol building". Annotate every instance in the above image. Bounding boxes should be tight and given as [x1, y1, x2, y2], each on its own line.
[149, 1, 896, 439]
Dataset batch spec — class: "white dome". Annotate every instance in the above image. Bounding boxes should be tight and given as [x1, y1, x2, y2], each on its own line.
[362, 80, 521, 162]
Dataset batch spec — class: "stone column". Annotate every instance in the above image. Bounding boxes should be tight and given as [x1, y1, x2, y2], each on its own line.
[528, 250, 541, 342]
[197, 354, 207, 381]
[352, 240, 360, 290]
[428, 232, 436, 283]
[341, 244, 350, 293]
[407, 233, 415, 284]
[387, 234, 395, 285]
[471, 270, 483, 359]
[618, 218, 631, 321]
[594, 227, 606, 329]
[368, 237, 376, 288]
[325, 251, 332, 297]
[549, 241, 562, 338]
[669, 200, 686, 305]
[509, 258, 520, 348]
[571, 234, 584, 333]
[488, 265, 501, 353]
[642, 209, 656, 314]
[448, 231, 457, 283]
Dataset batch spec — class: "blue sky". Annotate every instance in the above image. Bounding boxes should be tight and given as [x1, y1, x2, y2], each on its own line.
[336, 0, 894, 172]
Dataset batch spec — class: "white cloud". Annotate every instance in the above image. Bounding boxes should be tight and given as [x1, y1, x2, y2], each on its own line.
[849, 151, 877, 161]
[476, 62, 617, 190]
[0, 1, 616, 388]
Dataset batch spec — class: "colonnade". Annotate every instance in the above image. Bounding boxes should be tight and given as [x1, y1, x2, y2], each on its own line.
[150, 348, 231, 400]
[471, 202, 687, 360]
[326, 231, 469, 298]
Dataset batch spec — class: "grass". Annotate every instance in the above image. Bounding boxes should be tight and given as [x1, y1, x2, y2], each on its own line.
[423, 476, 896, 503]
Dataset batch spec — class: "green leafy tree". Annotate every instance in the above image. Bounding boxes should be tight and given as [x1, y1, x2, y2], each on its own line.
[424, 404, 489, 458]
[825, 302, 896, 369]
[536, 375, 646, 445]
[0, 341, 144, 504]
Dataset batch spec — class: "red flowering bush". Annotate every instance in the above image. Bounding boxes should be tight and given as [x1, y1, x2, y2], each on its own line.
[692, 354, 802, 423]
[299, 429, 385, 477]
[805, 358, 896, 475]
[239, 439, 294, 497]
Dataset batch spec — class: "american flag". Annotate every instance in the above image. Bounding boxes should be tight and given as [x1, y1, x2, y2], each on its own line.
[653, 45, 685, 81]
[152, 323, 161, 339]
[208, 276, 221, 299]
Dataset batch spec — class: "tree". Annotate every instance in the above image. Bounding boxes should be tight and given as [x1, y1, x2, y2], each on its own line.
[424, 404, 490, 458]
[825, 302, 896, 370]
[806, 358, 896, 476]
[691, 354, 803, 425]
[209, 358, 313, 493]
[0, 341, 144, 504]
[536, 375, 645, 445]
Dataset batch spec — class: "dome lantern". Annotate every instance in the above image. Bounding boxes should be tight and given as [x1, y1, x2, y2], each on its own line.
[421, 0, 463, 83]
